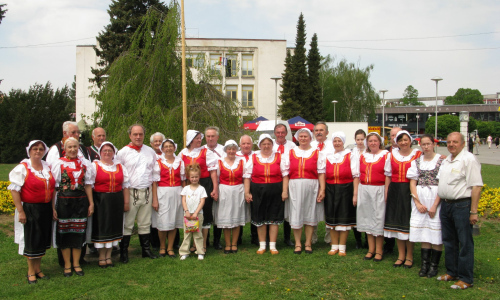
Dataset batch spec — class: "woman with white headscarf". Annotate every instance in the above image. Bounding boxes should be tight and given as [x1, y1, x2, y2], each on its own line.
[152, 139, 185, 258]
[356, 132, 391, 263]
[244, 134, 289, 255]
[179, 130, 219, 252]
[284, 128, 325, 255]
[323, 132, 359, 256]
[384, 130, 422, 268]
[214, 140, 247, 254]
[9, 140, 56, 284]
[90, 141, 130, 268]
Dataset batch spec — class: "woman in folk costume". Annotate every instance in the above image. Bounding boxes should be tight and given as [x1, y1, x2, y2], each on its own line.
[355, 132, 391, 263]
[90, 142, 129, 268]
[51, 137, 94, 277]
[407, 134, 445, 277]
[214, 140, 247, 254]
[384, 130, 422, 268]
[179, 130, 219, 252]
[9, 140, 55, 284]
[284, 128, 325, 255]
[244, 134, 289, 255]
[323, 132, 359, 256]
[152, 139, 185, 258]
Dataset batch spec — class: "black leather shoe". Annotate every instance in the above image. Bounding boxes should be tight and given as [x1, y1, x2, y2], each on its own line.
[26, 274, 37, 284]
[213, 242, 223, 250]
[284, 239, 295, 247]
[63, 268, 73, 277]
[73, 266, 84, 276]
[35, 272, 50, 280]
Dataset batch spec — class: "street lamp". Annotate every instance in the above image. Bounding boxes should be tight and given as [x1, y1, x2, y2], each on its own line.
[379, 89, 388, 143]
[332, 100, 338, 122]
[416, 108, 420, 135]
[271, 76, 282, 125]
[431, 77, 442, 151]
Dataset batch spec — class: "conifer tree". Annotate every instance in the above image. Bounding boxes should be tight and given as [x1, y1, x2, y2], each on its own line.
[278, 13, 309, 120]
[278, 49, 301, 120]
[306, 33, 323, 123]
[91, 0, 168, 87]
[0, 4, 7, 25]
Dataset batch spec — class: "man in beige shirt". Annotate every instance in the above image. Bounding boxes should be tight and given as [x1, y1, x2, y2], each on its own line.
[437, 132, 482, 290]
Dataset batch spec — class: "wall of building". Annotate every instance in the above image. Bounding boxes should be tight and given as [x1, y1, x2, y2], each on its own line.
[75, 45, 99, 124]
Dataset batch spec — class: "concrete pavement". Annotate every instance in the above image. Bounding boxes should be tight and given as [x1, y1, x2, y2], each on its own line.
[432, 144, 500, 166]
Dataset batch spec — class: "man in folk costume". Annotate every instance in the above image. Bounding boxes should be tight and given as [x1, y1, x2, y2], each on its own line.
[87, 127, 106, 162]
[149, 132, 166, 250]
[237, 135, 256, 245]
[46, 121, 91, 267]
[203, 126, 224, 250]
[116, 124, 158, 262]
[272, 123, 296, 247]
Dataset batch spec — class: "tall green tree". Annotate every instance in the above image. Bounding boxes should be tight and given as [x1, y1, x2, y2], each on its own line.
[95, 3, 244, 148]
[400, 85, 424, 106]
[305, 33, 323, 123]
[91, 0, 169, 87]
[444, 88, 483, 105]
[0, 82, 74, 163]
[425, 115, 477, 138]
[0, 4, 7, 25]
[320, 55, 380, 122]
[278, 13, 309, 120]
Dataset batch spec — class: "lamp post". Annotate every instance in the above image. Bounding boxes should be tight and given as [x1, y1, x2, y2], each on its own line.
[379, 89, 388, 143]
[271, 76, 282, 125]
[431, 77, 442, 151]
[416, 108, 420, 135]
[332, 100, 338, 122]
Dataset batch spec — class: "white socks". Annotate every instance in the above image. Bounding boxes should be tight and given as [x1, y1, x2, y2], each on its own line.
[269, 242, 277, 251]
[339, 245, 346, 252]
[331, 245, 339, 251]
[259, 242, 266, 251]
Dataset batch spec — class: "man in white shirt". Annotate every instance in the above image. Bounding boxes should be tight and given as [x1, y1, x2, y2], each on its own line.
[273, 123, 295, 246]
[87, 127, 106, 162]
[311, 121, 333, 152]
[116, 124, 158, 262]
[204, 126, 224, 250]
[237, 135, 256, 245]
[437, 132, 483, 290]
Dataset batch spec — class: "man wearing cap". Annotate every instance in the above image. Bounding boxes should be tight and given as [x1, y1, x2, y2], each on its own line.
[180, 129, 219, 251]
[237, 135, 256, 245]
[46, 121, 91, 267]
[116, 124, 158, 262]
[273, 123, 296, 247]
[436, 132, 482, 290]
[87, 127, 106, 162]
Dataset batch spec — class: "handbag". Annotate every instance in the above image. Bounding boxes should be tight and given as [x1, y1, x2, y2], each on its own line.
[184, 216, 200, 233]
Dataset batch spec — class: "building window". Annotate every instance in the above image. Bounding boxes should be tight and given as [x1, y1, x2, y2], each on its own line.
[242, 85, 254, 107]
[210, 54, 222, 76]
[226, 85, 237, 100]
[225, 55, 237, 78]
[242, 54, 253, 76]
[186, 53, 204, 68]
[213, 85, 222, 94]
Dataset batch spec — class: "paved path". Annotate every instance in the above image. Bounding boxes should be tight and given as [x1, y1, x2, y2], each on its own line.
[431, 144, 500, 165]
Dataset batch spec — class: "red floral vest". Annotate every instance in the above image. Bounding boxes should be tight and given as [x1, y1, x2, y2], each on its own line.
[326, 153, 353, 184]
[289, 149, 319, 180]
[251, 153, 283, 184]
[20, 162, 55, 203]
[93, 162, 124, 193]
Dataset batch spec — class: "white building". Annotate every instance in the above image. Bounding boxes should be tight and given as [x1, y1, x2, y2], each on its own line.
[75, 38, 290, 125]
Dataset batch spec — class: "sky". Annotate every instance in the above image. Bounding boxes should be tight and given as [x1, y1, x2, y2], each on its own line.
[1, 0, 499, 100]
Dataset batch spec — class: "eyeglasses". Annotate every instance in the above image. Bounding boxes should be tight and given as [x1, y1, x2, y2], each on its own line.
[31, 147, 45, 152]
[101, 150, 114, 153]
[70, 131, 81, 134]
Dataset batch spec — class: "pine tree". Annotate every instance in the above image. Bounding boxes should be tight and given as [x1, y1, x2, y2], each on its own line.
[306, 33, 323, 123]
[0, 4, 7, 25]
[278, 49, 301, 119]
[91, 0, 169, 87]
[278, 13, 309, 120]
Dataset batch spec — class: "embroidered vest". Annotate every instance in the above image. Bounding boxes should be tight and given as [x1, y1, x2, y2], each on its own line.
[219, 160, 244, 186]
[391, 151, 422, 183]
[20, 162, 55, 203]
[326, 153, 353, 184]
[93, 162, 124, 193]
[416, 156, 444, 187]
[157, 159, 182, 187]
[289, 149, 319, 180]
[360, 153, 389, 186]
[251, 153, 283, 184]
[182, 148, 209, 178]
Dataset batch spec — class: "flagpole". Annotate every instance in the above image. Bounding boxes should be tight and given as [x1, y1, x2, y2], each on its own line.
[181, 0, 187, 148]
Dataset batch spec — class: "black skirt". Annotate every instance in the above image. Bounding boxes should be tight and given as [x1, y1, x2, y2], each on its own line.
[91, 191, 124, 244]
[384, 182, 411, 234]
[22, 202, 52, 257]
[324, 182, 356, 227]
[55, 190, 89, 249]
[200, 177, 214, 227]
[250, 181, 284, 226]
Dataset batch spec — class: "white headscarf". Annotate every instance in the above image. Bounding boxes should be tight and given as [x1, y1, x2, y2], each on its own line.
[294, 128, 313, 141]
[160, 139, 178, 153]
[223, 140, 239, 152]
[98, 141, 118, 158]
[26, 140, 49, 158]
[186, 130, 204, 148]
[257, 134, 275, 149]
[364, 132, 383, 149]
[394, 130, 413, 144]
[330, 131, 346, 145]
